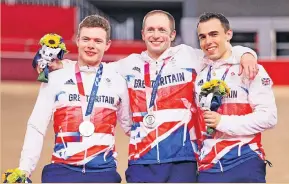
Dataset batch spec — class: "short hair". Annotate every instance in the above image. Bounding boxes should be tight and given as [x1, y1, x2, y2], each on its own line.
[77, 15, 111, 41]
[142, 10, 175, 31]
[198, 12, 230, 32]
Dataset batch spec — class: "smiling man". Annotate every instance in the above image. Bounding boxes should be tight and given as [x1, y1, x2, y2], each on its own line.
[15, 15, 131, 183]
[195, 12, 277, 183]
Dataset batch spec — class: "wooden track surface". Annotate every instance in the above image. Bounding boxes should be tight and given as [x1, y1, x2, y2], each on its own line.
[1, 82, 288, 183]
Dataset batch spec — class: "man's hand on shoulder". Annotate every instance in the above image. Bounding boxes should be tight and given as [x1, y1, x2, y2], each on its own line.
[36, 59, 64, 74]
[48, 59, 64, 72]
[239, 53, 259, 80]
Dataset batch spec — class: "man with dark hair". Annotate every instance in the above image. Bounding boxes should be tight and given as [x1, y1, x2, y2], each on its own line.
[195, 12, 277, 183]
[14, 15, 131, 183]
[198, 12, 230, 32]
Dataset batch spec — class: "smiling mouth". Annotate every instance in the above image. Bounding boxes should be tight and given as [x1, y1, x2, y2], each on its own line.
[150, 41, 163, 46]
[85, 51, 96, 56]
[206, 47, 217, 52]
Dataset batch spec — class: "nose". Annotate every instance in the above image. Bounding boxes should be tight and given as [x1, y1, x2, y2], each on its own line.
[153, 30, 160, 39]
[205, 36, 213, 45]
[87, 40, 95, 49]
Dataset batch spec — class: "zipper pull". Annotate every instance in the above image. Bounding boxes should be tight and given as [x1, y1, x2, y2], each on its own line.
[82, 165, 86, 174]
[265, 160, 273, 167]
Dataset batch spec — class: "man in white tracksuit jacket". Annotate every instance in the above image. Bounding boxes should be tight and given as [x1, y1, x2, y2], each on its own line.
[17, 15, 131, 183]
[195, 12, 277, 183]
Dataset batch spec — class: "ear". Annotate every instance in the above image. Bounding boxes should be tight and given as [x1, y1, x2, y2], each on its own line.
[32, 49, 42, 68]
[40, 45, 46, 52]
[104, 40, 112, 52]
[226, 29, 233, 42]
[57, 50, 65, 59]
[141, 29, 145, 41]
[54, 48, 61, 54]
[170, 30, 177, 42]
[76, 36, 79, 47]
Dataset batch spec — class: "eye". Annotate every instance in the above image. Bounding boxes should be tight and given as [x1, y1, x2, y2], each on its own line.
[199, 36, 205, 40]
[147, 28, 154, 32]
[49, 53, 53, 57]
[43, 51, 45, 54]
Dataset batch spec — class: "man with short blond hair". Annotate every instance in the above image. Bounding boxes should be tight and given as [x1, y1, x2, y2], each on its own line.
[142, 10, 176, 31]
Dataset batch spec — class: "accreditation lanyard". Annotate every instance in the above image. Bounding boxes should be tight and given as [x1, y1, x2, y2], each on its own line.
[144, 57, 171, 114]
[75, 63, 103, 121]
[207, 64, 232, 82]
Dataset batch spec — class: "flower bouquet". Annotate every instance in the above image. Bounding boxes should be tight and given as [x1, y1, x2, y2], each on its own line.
[2, 168, 31, 183]
[199, 79, 230, 135]
[32, 33, 68, 83]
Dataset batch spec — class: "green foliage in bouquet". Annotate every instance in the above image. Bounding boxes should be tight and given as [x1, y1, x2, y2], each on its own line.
[2, 168, 28, 183]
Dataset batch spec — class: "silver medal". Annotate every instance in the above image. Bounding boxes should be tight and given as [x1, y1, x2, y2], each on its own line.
[79, 121, 95, 137]
[143, 114, 156, 129]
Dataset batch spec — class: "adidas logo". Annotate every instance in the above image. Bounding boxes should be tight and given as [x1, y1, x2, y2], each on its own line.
[64, 79, 75, 85]
[198, 79, 204, 86]
[132, 66, 141, 73]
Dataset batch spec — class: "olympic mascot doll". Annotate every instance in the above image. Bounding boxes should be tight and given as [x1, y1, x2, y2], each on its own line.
[32, 33, 68, 82]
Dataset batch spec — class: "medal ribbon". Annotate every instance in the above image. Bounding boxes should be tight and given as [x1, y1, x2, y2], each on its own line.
[144, 56, 171, 114]
[75, 63, 103, 121]
[207, 64, 232, 82]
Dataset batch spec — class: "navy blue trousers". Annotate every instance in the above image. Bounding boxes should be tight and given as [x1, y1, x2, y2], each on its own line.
[125, 161, 198, 183]
[198, 157, 266, 183]
[41, 164, 121, 183]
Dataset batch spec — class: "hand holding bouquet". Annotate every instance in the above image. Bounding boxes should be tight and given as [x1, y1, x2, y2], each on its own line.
[32, 33, 68, 83]
[2, 168, 31, 183]
[199, 79, 230, 135]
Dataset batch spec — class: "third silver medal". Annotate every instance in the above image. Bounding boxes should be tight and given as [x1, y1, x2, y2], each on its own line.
[143, 113, 156, 129]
